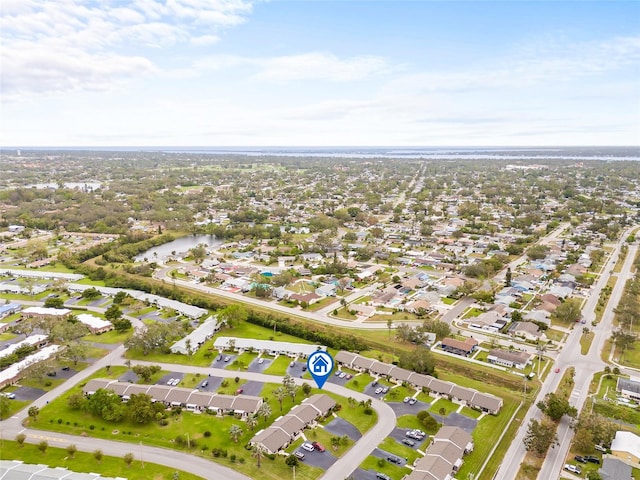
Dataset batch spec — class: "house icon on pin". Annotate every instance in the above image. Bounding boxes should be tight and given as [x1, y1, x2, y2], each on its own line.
[312, 355, 329, 374]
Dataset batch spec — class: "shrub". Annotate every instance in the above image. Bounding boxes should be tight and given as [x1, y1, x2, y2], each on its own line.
[230, 454, 236, 463]
[89, 425, 95, 430]
[203, 431, 211, 437]
[363, 407, 373, 415]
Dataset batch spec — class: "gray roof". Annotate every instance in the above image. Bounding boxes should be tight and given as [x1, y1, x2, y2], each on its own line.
[617, 377, 640, 395]
[170, 316, 219, 354]
[0, 460, 125, 479]
[599, 457, 632, 480]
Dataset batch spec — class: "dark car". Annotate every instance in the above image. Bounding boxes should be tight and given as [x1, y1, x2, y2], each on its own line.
[585, 455, 600, 464]
[574, 455, 587, 464]
[386, 455, 402, 465]
[402, 438, 415, 447]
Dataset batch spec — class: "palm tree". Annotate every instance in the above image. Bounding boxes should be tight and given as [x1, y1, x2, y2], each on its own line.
[536, 340, 547, 376]
[274, 387, 287, 411]
[246, 415, 258, 431]
[257, 402, 271, 425]
[229, 425, 243, 443]
[251, 443, 266, 468]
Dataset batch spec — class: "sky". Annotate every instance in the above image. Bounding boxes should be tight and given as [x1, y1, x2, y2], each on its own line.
[1, 0, 639, 147]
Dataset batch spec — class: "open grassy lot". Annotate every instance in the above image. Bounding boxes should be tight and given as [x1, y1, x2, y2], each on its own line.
[384, 385, 416, 403]
[377, 436, 421, 465]
[0, 440, 202, 480]
[428, 398, 459, 417]
[580, 331, 595, 355]
[345, 373, 375, 393]
[0, 399, 30, 419]
[226, 352, 258, 371]
[83, 329, 133, 344]
[263, 355, 293, 376]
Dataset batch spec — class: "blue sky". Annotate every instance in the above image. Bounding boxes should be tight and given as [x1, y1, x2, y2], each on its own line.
[1, 0, 639, 146]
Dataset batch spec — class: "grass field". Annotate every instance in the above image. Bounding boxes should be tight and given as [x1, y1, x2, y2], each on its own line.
[358, 455, 411, 480]
[580, 331, 595, 355]
[0, 440, 202, 480]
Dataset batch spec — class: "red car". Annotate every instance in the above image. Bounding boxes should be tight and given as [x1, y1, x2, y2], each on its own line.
[555, 368, 560, 373]
[312, 441, 326, 452]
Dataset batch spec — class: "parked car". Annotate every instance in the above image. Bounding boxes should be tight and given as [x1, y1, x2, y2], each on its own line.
[334, 370, 341, 376]
[200, 380, 208, 388]
[290, 361, 295, 367]
[594, 444, 608, 453]
[408, 398, 417, 405]
[294, 451, 305, 460]
[62, 366, 70, 371]
[166, 378, 175, 385]
[0, 392, 16, 399]
[258, 358, 264, 364]
[224, 356, 231, 362]
[584, 455, 600, 464]
[402, 438, 415, 446]
[574, 455, 587, 463]
[338, 372, 346, 378]
[345, 374, 352, 379]
[403, 396, 410, 403]
[302, 366, 307, 372]
[555, 368, 560, 373]
[312, 441, 326, 452]
[372, 380, 378, 386]
[564, 464, 582, 474]
[376, 473, 391, 480]
[301, 442, 314, 452]
[374, 387, 383, 394]
[235, 388, 244, 395]
[386, 455, 402, 465]
[381, 387, 389, 393]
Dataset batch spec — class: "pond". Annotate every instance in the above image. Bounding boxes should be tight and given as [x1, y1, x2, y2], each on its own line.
[134, 234, 222, 261]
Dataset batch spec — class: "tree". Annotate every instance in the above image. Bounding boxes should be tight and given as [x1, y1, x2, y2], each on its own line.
[526, 244, 549, 260]
[123, 452, 134, 467]
[523, 419, 558, 456]
[0, 395, 10, 419]
[387, 318, 393, 339]
[612, 329, 636, 353]
[63, 341, 88, 366]
[229, 424, 243, 443]
[44, 297, 64, 308]
[246, 415, 258, 431]
[127, 393, 156, 424]
[285, 454, 299, 468]
[104, 304, 122, 322]
[257, 402, 271, 424]
[37, 440, 48, 454]
[113, 317, 132, 332]
[274, 387, 287, 411]
[505, 267, 512, 286]
[537, 393, 577, 421]
[28, 406, 39, 422]
[302, 383, 312, 396]
[93, 449, 103, 464]
[552, 298, 582, 324]
[113, 291, 129, 304]
[66, 444, 77, 458]
[251, 443, 266, 468]
[15, 433, 26, 447]
[81, 287, 101, 300]
[132, 365, 161, 383]
[125, 323, 177, 355]
[219, 304, 248, 328]
[398, 347, 436, 375]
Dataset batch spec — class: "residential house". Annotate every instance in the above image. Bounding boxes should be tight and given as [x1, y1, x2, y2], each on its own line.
[617, 378, 640, 402]
[509, 322, 546, 342]
[289, 292, 322, 305]
[440, 337, 479, 357]
[170, 316, 220, 354]
[611, 431, 640, 466]
[487, 349, 532, 369]
[75, 313, 113, 334]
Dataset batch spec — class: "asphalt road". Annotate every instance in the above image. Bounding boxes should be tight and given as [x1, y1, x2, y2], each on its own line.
[493, 227, 638, 480]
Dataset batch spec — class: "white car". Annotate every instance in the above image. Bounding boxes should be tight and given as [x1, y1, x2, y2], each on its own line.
[374, 387, 383, 394]
[403, 396, 410, 403]
[166, 378, 175, 385]
[564, 464, 582, 474]
[258, 358, 264, 364]
[339, 372, 346, 378]
[301, 442, 315, 452]
[172, 378, 180, 386]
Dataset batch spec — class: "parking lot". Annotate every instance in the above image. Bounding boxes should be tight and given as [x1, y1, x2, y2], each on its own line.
[294, 445, 338, 470]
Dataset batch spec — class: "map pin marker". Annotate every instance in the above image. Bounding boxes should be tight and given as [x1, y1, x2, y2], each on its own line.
[307, 351, 334, 389]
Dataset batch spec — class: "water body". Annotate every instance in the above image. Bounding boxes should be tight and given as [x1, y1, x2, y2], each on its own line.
[134, 234, 222, 262]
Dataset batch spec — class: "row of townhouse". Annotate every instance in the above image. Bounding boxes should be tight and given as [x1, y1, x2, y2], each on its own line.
[0, 344, 62, 389]
[335, 351, 502, 414]
[406, 426, 474, 480]
[83, 379, 263, 417]
[212, 337, 326, 358]
[250, 394, 336, 454]
[19, 307, 113, 335]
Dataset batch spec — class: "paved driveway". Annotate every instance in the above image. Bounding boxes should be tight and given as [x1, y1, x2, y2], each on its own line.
[287, 360, 306, 377]
[324, 417, 362, 440]
[247, 358, 272, 373]
[350, 468, 386, 480]
[118, 370, 138, 383]
[387, 427, 427, 449]
[197, 375, 223, 392]
[239, 380, 263, 397]
[370, 448, 408, 467]
[387, 400, 429, 417]
[294, 446, 337, 470]
[442, 412, 477, 433]
[13, 386, 46, 401]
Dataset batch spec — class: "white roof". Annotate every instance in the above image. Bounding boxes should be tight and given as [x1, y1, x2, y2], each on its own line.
[0, 344, 61, 385]
[67, 283, 208, 319]
[0, 335, 48, 359]
[611, 430, 640, 459]
[171, 316, 219, 354]
[0, 268, 83, 281]
[23, 306, 71, 316]
[213, 336, 326, 356]
[76, 313, 112, 330]
[0, 460, 126, 479]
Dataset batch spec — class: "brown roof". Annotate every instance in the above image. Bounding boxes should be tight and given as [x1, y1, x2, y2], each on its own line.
[230, 396, 262, 414]
[252, 427, 292, 454]
[426, 441, 465, 466]
[450, 385, 475, 402]
[441, 337, 478, 353]
[353, 356, 375, 370]
[428, 379, 455, 396]
[289, 404, 321, 424]
[471, 391, 503, 412]
[335, 351, 358, 367]
[83, 379, 115, 394]
[433, 426, 474, 452]
[410, 455, 455, 480]
[305, 394, 336, 415]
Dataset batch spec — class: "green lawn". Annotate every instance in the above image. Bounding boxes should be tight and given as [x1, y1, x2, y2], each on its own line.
[226, 352, 258, 371]
[384, 385, 416, 403]
[460, 406, 483, 419]
[358, 455, 411, 480]
[83, 329, 132, 344]
[263, 356, 294, 376]
[0, 440, 202, 480]
[580, 331, 595, 355]
[428, 398, 459, 417]
[442, 297, 457, 305]
[377, 436, 421, 465]
[0, 399, 30, 420]
[0, 332, 18, 341]
[345, 373, 375, 393]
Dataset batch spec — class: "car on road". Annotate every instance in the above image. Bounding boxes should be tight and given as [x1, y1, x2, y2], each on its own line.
[574, 455, 587, 463]
[584, 456, 600, 464]
[408, 398, 417, 405]
[402, 438, 415, 446]
[564, 465, 582, 474]
[301, 442, 314, 452]
[312, 441, 325, 452]
[555, 368, 560, 373]
[258, 358, 264, 364]
[293, 451, 305, 460]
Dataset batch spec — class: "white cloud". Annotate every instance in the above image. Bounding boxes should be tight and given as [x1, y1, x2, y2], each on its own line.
[0, 0, 256, 100]
[191, 52, 391, 82]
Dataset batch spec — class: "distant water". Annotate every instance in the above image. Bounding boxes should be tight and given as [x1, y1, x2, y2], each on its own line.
[134, 234, 222, 262]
